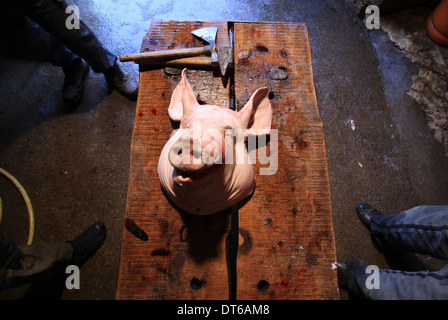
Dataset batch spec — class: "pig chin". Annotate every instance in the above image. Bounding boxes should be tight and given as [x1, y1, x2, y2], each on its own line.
[172, 165, 214, 187]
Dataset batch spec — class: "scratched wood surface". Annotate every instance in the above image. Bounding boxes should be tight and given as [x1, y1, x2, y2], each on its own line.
[234, 22, 338, 299]
[116, 20, 338, 300]
[116, 20, 232, 300]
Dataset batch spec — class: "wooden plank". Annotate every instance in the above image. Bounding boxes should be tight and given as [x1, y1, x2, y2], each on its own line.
[116, 20, 232, 300]
[234, 22, 339, 299]
[116, 20, 338, 300]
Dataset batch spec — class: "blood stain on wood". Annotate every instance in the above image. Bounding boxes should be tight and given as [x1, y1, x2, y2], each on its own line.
[170, 252, 186, 278]
[159, 218, 169, 236]
[296, 267, 307, 277]
[275, 280, 290, 287]
[295, 135, 309, 150]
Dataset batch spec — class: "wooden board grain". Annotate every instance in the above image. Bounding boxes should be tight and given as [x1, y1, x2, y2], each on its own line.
[116, 20, 338, 300]
[234, 22, 338, 299]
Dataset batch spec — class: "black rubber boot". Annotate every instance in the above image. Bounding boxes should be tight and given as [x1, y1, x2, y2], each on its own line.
[67, 221, 106, 266]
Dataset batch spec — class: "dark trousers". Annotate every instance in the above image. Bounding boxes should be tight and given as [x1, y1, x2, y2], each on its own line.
[0, 0, 117, 73]
[347, 206, 448, 299]
[0, 233, 73, 290]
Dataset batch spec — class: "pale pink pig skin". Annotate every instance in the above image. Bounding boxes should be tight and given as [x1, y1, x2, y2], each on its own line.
[157, 69, 272, 215]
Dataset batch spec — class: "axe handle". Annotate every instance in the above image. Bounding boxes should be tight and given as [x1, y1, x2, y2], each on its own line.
[120, 46, 212, 62]
[131, 56, 212, 67]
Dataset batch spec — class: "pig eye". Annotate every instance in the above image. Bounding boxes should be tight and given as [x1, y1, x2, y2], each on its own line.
[223, 126, 234, 137]
[224, 125, 233, 133]
[223, 126, 238, 145]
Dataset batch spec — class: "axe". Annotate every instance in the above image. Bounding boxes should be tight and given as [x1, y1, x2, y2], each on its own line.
[120, 27, 218, 64]
[119, 27, 233, 77]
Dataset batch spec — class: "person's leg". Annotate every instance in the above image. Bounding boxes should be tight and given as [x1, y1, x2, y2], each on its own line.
[0, 3, 77, 67]
[368, 205, 448, 260]
[0, 240, 72, 290]
[341, 258, 448, 300]
[0, 221, 106, 290]
[0, 3, 90, 108]
[16, 0, 116, 73]
[15, 0, 138, 100]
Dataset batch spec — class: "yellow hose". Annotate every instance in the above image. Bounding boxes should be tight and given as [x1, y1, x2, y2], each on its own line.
[0, 167, 35, 245]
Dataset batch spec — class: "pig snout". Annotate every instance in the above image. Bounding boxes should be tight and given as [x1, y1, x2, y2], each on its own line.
[168, 136, 212, 174]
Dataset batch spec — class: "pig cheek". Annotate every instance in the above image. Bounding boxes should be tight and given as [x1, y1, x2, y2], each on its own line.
[198, 130, 221, 163]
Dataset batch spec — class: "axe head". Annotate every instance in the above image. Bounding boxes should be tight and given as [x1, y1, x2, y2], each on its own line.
[218, 46, 233, 77]
[191, 27, 218, 46]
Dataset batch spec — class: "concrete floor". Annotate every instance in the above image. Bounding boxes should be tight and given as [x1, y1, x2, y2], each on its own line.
[0, 0, 447, 300]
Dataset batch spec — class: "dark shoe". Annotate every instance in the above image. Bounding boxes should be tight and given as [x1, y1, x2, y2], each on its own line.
[62, 57, 90, 109]
[68, 221, 106, 266]
[356, 203, 383, 230]
[106, 61, 139, 101]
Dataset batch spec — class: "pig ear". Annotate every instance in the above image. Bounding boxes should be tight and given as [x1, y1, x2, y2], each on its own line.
[237, 87, 272, 135]
[168, 69, 199, 121]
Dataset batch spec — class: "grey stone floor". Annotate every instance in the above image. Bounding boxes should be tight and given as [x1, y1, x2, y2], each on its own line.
[0, 0, 447, 299]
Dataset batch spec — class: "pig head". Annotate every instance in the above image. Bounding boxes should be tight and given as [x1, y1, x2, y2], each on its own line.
[157, 69, 272, 215]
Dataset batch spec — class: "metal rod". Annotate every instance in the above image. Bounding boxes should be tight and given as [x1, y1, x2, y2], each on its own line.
[226, 204, 239, 300]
